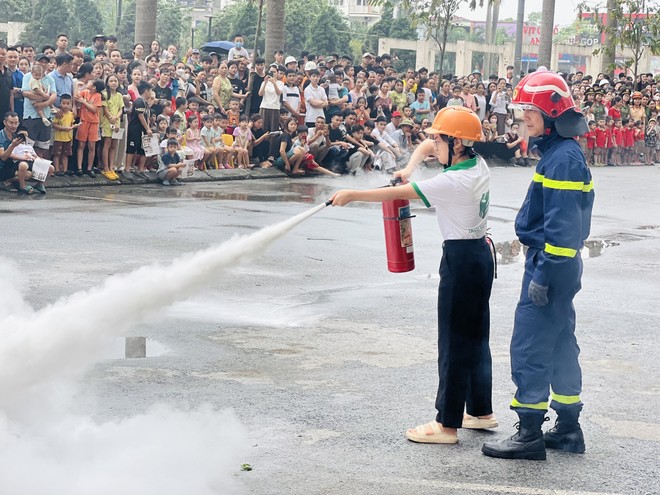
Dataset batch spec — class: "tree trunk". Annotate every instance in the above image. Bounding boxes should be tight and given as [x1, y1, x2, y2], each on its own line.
[602, 0, 617, 76]
[539, 0, 555, 68]
[135, 0, 157, 47]
[264, 0, 285, 65]
[487, 1, 500, 75]
[483, 2, 492, 76]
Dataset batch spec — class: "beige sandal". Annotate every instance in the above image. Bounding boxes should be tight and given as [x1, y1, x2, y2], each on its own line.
[405, 421, 458, 444]
[462, 414, 498, 430]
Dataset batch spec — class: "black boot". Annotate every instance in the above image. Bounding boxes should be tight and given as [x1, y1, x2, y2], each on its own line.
[482, 413, 547, 460]
[544, 408, 586, 454]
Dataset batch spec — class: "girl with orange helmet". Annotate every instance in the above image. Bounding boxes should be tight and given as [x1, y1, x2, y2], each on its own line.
[331, 106, 497, 446]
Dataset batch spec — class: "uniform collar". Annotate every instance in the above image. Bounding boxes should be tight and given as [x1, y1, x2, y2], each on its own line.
[444, 156, 477, 172]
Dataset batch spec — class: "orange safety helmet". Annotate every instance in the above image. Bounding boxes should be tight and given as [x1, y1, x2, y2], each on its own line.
[632, 91, 643, 100]
[425, 106, 483, 145]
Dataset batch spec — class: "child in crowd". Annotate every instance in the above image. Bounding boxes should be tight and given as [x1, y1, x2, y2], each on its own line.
[75, 79, 105, 177]
[250, 113, 273, 168]
[232, 115, 253, 168]
[594, 118, 607, 166]
[645, 118, 657, 165]
[446, 86, 464, 107]
[355, 96, 369, 125]
[200, 114, 220, 168]
[170, 114, 184, 141]
[623, 119, 635, 164]
[125, 80, 154, 178]
[28, 64, 55, 126]
[185, 114, 206, 169]
[101, 74, 125, 180]
[157, 138, 185, 186]
[633, 121, 645, 165]
[410, 90, 430, 124]
[185, 98, 201, 126]
[226, 99, 241, 130]
[160, 126, 180, 152]
[505, 121, 527, 167]
[584, 121, 597, 166]
[173, 97, 188, 131]
[51, 94, 77, 176]
[213, 114, 235, 168]
[611, 119, 623, 166]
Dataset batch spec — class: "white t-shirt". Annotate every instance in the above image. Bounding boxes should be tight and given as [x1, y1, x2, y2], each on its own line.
[260, 79, 284, 110]
[303, 84, 327, 123]
[227, 47, 250, 61]
[282, 84, 301, 113]
[412, 155, 490, 240]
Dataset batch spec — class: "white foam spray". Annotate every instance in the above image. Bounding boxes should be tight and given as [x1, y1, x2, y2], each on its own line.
[0, 202, 328, 494]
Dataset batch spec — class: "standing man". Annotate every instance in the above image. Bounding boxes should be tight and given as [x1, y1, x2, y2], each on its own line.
[54, 34, 69, 56]
[0, 43, 14, 129]
[5, 46, 22, 120]
[21, 53, 56, 158]
[482, 70, 594, 461]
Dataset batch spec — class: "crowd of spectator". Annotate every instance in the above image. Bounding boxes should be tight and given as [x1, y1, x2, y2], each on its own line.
[0, 32, 659, 194]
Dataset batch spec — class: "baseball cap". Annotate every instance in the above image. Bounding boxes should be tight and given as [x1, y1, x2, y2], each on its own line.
[35, 53, 50, 62]
[599, 79, 610, 86]
[192, 48, 200, 54]
[317, 61, 326, 68]
[284, 56, 297, 65]
[92, 34, 106, 42]
[362, 52, 373, 58]
[391, 111, 402, 118]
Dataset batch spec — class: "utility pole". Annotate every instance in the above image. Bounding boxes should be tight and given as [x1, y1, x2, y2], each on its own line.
[513, 0, 524, 85]
[539, 0, 555, 68]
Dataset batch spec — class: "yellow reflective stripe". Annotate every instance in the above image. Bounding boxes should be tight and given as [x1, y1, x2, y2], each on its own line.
[545, 243, 578, 258]
[551, 393, 581, 405]
[511, 398, 549, 410]
[543, 177, 585, 191]
[532, 173, 594, 192]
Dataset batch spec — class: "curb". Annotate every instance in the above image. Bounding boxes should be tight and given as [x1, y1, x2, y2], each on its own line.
[1, 167, 287, 192]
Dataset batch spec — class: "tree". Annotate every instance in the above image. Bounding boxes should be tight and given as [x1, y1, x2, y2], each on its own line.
[264, 0, 285, 63]
[211, 0, 263, 53]
[416, 0, 465, 74]
[580, 0, 660, 78]
[70, 0, 104, 45]
[527, 11, 542, 26]
[116, 0, 137, 46]
[0, 0, 33, 23]
[156, 0, 190, 48]
[20, 0, 72, 48]
[135, 0, 157, 47]
[538, 0, 555, 68]
[307, 6, 351, 55]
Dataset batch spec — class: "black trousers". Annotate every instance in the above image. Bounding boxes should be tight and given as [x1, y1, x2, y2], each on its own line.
[435, 238, 495, 428]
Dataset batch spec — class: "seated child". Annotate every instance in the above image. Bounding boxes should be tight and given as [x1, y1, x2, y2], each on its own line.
[157, 138, 186, 186]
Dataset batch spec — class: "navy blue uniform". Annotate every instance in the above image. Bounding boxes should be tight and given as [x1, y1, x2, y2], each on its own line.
[511, 130, 594, 415]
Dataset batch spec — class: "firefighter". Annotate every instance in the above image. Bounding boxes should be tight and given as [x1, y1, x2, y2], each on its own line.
[482, 70, 594, 461]
[330, 106, 497, 445]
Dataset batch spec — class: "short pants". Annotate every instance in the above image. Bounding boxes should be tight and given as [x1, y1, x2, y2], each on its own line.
[77, 121, 100, 142]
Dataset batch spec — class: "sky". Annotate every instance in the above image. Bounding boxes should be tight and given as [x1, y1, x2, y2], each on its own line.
[455, 0, 582, 26]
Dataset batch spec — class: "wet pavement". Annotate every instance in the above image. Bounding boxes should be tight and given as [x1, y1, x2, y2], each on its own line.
[2, 165, 660, 494]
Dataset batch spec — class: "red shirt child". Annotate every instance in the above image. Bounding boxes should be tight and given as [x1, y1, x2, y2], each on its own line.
[624, 126, 635, 148]
[585, 128, 597, 149]
[594, 126, 607, 148]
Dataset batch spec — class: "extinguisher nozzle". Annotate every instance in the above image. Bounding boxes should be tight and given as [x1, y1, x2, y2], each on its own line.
[324, 200, 333, 207]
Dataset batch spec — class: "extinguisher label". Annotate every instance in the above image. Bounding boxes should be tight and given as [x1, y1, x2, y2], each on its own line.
[398, 205, 413, 249]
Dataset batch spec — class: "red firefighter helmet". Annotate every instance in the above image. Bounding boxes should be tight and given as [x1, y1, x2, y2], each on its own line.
[511, 69, 588, 138]
[511, 70, 576, 118]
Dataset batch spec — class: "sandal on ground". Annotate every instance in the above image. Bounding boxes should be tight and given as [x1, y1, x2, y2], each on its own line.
[405, 421, 458, 444]
[33, 184, 47, 194]
[462, 415, 498, 430]
[17, 185, 34, 195]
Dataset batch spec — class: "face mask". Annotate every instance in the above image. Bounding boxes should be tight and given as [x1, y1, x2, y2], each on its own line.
[182, 73, 190, 81]
[235, 42, 243, 49]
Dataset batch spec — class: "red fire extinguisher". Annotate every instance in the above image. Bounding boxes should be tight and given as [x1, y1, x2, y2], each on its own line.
[382, 179, 416, 273]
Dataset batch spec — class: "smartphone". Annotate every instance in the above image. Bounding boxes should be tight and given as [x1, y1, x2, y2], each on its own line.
[269, 130, 282, 135]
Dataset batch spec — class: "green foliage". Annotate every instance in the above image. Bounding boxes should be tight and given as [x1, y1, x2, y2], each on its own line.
[20, 0, 72, 48]
[157, 0, 191, 48]
[579, 0, 660, 78]
[366, 5, 417, 54]
[308, 6, 351, 55]
[527, 11, 542, 26]
[69, 0, 105, 45]
[211, 0, 263, 52]
[0, 0, 33, 23]
[284, 0, 328, 54]
[116, 0, 137, 45]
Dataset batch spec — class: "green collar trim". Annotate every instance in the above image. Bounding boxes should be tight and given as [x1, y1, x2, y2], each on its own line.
[443, 156, 478, 173]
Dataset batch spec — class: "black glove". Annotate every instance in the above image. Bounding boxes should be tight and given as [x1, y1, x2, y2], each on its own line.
[528, 280, 549, 306]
